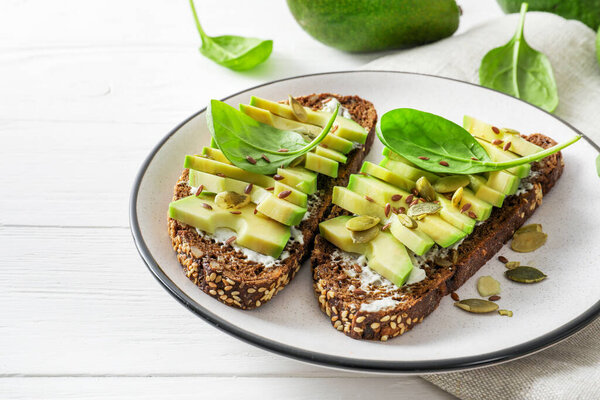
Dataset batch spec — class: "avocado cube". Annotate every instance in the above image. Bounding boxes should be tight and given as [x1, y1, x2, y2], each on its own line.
[276, 167, 317, 194]
[319, 216, 414, 287]
[475, 139, 531, 178]
[320, 133, 354, 154]
[460, 188, 493, 221]
[382, 148, 416, 166]
[315, 146, 348, 163]
[184, 155, 275, 188]
[360, 162, 416, 192]
[463, 115, 544, 156]
[249, 96, 367, 144]
[274, 181, 308, 207]
[201, 146, 231, 165]
[304, 152, 339, 178]
[256, 194, 307, 226]
[332, 186, 387, 221]
[389, 216, 435, 256]
[467, 174, 505, 208]
[188, 169, 269, 204]
[347, 174, 409, 209]
[168, 195, 290, 258]
[486, 170, 520, 196]
[239, 104, 322, 138]
[380, 158, 440, 183]
[416, 215, 466, 248]
[435, 194, 476, 234]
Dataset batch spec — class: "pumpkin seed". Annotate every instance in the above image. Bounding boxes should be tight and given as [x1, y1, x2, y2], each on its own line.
[407, 202, 441, 218]
[505, 266, 547, 283]
[505, 261, 520, 270]
[511, 231, 547, 252]
[289, 95, 308, 122]
[454, 299, 499, 313]
[416, 176, 436, 201]
[477, 276, 501, 297]
[452, 187, 463, 208]
[398, 214, 418, 229]
[351, 225, 380, 244]
[214, 191, 250, 209]
[346, 215, 380, 232]
[434, 256, 453, 267]
[498, 309, 513, 317]
[515, 223, 543, 235]
[433, 175, 470, 193]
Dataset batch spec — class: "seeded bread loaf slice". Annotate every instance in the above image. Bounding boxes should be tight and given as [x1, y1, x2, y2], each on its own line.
[311, 133, 564, 340]
[168, 94, 377, 309]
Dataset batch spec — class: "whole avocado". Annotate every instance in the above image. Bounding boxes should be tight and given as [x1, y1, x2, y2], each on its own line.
[286, 0, 460, 52]
[496, 0, 600, 30]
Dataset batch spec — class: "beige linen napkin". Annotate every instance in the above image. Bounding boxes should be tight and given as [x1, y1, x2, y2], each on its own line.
[363, 12, 600, 400]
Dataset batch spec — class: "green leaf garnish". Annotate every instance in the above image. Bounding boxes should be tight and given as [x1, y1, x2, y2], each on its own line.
[207, 100, 338, 175]
[189, 0, 272, 71]
[376, 108, 580, 175]
[479, 3, 559, 112]
[596, 154, 600, 178]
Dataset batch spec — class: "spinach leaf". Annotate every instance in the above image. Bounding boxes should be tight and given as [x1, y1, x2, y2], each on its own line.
[189, 0, 272, 71]
[207, 100, 338, 174]
[479, 3, 559, 112]
[377, 108, 580, 175]
[596, 154, 600, 178]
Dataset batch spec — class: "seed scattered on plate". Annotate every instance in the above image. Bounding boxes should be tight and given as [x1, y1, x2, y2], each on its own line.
[511, 231, 547, 252]
[505, 261, 520, 270]
[498, 255, 509, 264]
[454, 299, 499, 313]
[498, 309, 513, 317]
[505, 266, 547, 283]
[450, 292, 460, 301]
[488, 295, 501, 301]
[477, 276, 501, 297]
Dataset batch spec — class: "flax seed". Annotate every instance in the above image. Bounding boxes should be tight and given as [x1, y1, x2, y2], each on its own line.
[195, 185, 204, 196]
[216, 172, 226, 177]
[405, 194, 414, 204]
[439, 160, 449, 167]
[391, 194, 402, 201]
[225, 236, 236, 245]
[202, 203, 212, 210]
[273, 174, 284, 181]
[278, 190, 292, 199]
[418, 156, 429, 160]
[265, 186, 274, 191]
[230, 211, 241, 215]
[246, 155, 257, 164]
[468, 211, 477, 219]
[381, 223, 391, 231]
[450, 292, 460, 301]
[253, 208, 258, 214]
[492, 139, 503, 146]
[261, 154, 271, 163]
[277, 148, 289, 152]
[498, 255, 509, 264]
[331, 125, 339, 133]
[471, 157, 478, 161]
[489, 295, 501, 301]
[492, 126, 500, 134]
[384, 203, 391, 217]
[244, 183, 253, 194]
[365, 195, 374, 202]
[461, 203, 471, 213]
[503, 142, 512, 151]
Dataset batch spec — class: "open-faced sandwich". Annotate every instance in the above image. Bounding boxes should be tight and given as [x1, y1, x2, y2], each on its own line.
[167, 94, 376, 309]
[311, 108, 579, 341]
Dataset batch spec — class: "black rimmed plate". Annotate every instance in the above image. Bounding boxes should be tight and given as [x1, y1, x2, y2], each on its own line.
[130, 71, 600, 374]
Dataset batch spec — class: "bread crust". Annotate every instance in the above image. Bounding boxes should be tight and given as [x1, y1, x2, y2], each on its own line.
[311, 133, 564, 340]
[168, 94, 377, 309]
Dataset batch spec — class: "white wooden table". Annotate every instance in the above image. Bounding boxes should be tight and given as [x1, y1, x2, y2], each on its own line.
[0, 1, 502, 398]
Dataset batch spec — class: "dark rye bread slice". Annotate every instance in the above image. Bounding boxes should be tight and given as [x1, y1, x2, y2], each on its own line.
[168, 94, 377, 309]
[311, 133, 564, 341]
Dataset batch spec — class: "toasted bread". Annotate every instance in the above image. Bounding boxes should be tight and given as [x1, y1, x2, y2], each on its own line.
[311, 133, 564, 340]
[168, 94, 377, 309]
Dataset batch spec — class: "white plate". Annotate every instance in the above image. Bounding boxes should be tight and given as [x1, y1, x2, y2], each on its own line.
[130, 71, 600, 373]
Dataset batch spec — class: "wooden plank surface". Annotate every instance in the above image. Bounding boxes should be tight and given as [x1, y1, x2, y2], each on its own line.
[0, 0, 502, 398]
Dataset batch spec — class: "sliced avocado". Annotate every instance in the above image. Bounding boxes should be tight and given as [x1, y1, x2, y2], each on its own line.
[468, 174, 505, 208]
[360, 161, 416, 192]
[304, 152, 339, 178]
[380, 158, 440, 183]
[320, 132, 354, 154]
[188, 169, 269, 204]
[332, 186, 387, 221]
[184, 155, 275, 188]
[463, 115, 543, 156]
[249, 96, 368, 144]
[315, 146, 348, 163]
[201, 147, 232, 165]
[168, 195, 290, 258]
[319, 216, 414, 287]
[347, 174, 409, 209]
[239, 103, 322, 138]
[435, 195, 476, 234]
[389, 216, 435, 256]
[486, 170, 520, 195]
[256, 194, 307, 226]
[416, 214, 466, 248]
[382, 147, 416, 166]
[476, 139, 531, 178]
[276, 166, 317, 194]
[460, 188, 493, 221]
[274, 181, 308, 207]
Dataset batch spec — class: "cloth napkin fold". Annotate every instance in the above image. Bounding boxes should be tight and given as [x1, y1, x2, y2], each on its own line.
[362, 12, 600, 400]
